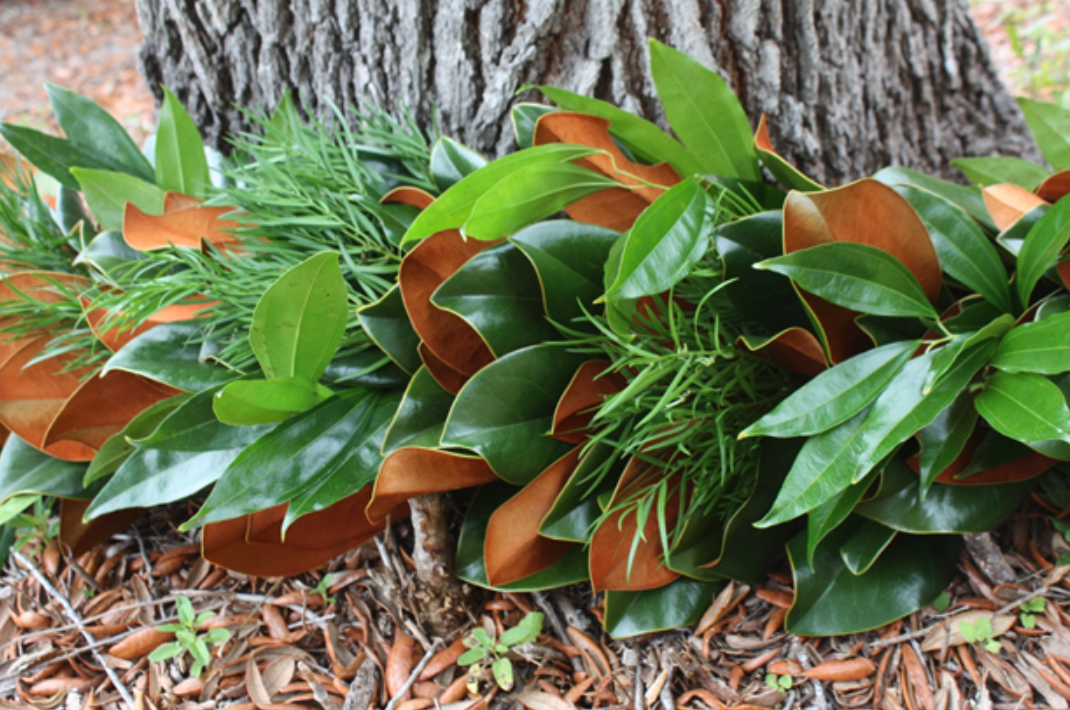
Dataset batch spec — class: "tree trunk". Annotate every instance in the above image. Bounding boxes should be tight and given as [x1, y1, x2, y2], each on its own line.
[135, 0, 1039, 184]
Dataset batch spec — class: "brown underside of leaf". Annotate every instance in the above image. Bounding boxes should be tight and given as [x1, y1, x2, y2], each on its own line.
[418, 342, 469, 395]
[737, 328, 828, 377]
[908, 426, 1057, 485]
[85, 299, 216, 353]
[983, 184, 1048, 233]
[59, 498, 144, 557]
[367, 448, 498, 524]
[382, 186, 436, 210]
[1036, 170, 1070, 203]
[123, 197, 240, 252]
[398, 230, 496, 377]
[552, 361, 625, 444]
[484, 448, 581, 587]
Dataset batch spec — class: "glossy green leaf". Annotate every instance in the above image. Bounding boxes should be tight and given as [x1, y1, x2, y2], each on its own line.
[73, 230, 146, 274]
[70, 168, 165, 231]
[1038, 293, 1070, 321]
[991, 311, 1070, 374]
[534, 85, 704, 176]
[951, 156, 1049, 190]
[806, 467, 882, 568]
[604, 577, 722, 638]
[249, 251, 347, 382]
[855, 315, 928, 348]
[601, 233, 637, 335]
[603, 178, 712, 301]
[1019, 98, 1070, 171]
[432, 242, 560, 357]
[56, 184, 94, 235]
[102, 323, 237, 393]
[442, 344, 586, 485]
[840, 521, 897, 576]
[743, 340, 917, 439]
[185, 390, 381, 528]
[402, 144, 598, 244]
[0, 124, 101, 189]
[976, 371, 1070, 446]
[457, 483, 589, 591]
[539, 443, 621, 542]
[997, 203, 1048, 257]
[917, 392, 978, 498]
[786, 520, 959, 636]
[856, 454, 1034, 533]
[321, 349, 409, 390]
[873, 167, 996, 234]
[893, 185, 1012, 313]
[463, 163, 620, 240]
[382, 367, 454, 455]
[755, 142, 823, 193]
[756, 242, 938, 319]
[283, 392, 400, 531]
[924, 316, 1014, 393]
[85, 389, 275, 519]
[1017, 195, 1070, 307]
[648, 40, 759, 181]
[46, 83, 154, 182]
[430, 137, 487, 192]
[510, 221, 620, 330]
[356, 285, 422, 375]
[0, 495, 39, 527]
[212, 376, 332, 426]
[84, 394, 192, 485]
[511, 103, 556, 150]
[0, 435, 92, 503]
[155, 87, 210, 198]
[715, 211, 810, 334]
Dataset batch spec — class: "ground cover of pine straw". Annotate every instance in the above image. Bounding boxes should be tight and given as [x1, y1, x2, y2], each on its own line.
[2, 489, 1070, 710]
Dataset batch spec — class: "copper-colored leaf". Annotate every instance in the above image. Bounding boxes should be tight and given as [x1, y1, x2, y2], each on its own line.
[382, 187, 436, 210]
[588, 459, 680, 592]
[978, 652, 1032, 701]
[783, 180, 941, 363]
[123, 198, 240, 251]
[368, 448, 498, 524]
[44, 369, 179, 450]
[202, 486, 393, 577]
[418, 343, 470, 395]
[398, 231, 496, 377]
[552, 361, 625, 443]
[84, 299, 216, 352]
[418, 638, 467, 681]
[900, 644, 936, 710]
[109, 627, 174, 660]
[1037, 171, 1070, 203]
[737, 328, 828, 377]
[386, 633, 416, 699]
[803, 658, 877, 681]
[59, 499, 143, 557]
[485, 448, 580, 586]
[565, 627, 611, 679]
[910, 427, 1058, 486]
[983, 184, 1048, 232]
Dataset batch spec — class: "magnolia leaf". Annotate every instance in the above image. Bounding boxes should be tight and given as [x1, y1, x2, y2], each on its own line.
[951, 156, 1049, 191]
[991, 311, 1070, 375]
[155, 88, 210, 198]
[430, 137, 487, 192]
[1019, 98, 1070, 171]
[70, 168, 164, 231]
[212, 376, 332, 426]
[1017, 195, 1070, 307]
[976, 371, 1070, 446]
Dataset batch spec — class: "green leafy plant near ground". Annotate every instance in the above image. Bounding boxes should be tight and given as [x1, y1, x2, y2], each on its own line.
[4, 35, 1070, 640]
[149, 595, 231, 678]
[458, 612, 543, 691]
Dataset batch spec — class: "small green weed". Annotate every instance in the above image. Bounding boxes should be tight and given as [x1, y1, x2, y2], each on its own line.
[149, 596, 231, 678]
[1020, 597, 1046, 629]
[458, 612, 544, 692]
[765, 673, 793, 691]
[959, 616, 1002, 654]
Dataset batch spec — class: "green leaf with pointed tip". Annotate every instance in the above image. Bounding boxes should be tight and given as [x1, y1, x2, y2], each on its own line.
[806, 466, 882, 568]
[432, 242, 559, 357]
[539, 443, 621, 542]
[855, 454, 1033, 534]
[155, 87, 210, 198]
[602, 233, 637, 335]
[84, 394, 192, 485]
[785, 519, 960, 636]
[743, 340, 917, 439]
[403, 144, 599, 244]
[924, 317, 1014, 393]
[70, 168, 164, 231]
[212, 376, 331, 426]
[74, 231, 146, 274]
[46, 83, 154, 182]
[1019, 98, 1070, 171]
[442, 345, 587, 485]
[85, 389, 274, 519]
[603, 178, 712, 301]
[463, 163, 620, 240]
[509, 221, 620, 331]
[102, 323, 238, 393]
[893, 185, 1012, 313]
[997, 203, 1049, 257]
[991, 311, 1070, 374]
[715, 211, 809, 334]
[648, 39, 759, 181]
[917, 392, 977, 498]
[284, 392, 400, 531]
[0, 495, 39, 527]
[755, 138, 824, 193]
[951, 157, 1049, 190]
[0, 124, 98, 189]
[976, 371, 1070, 446]
[431, 137, 487, 192]
[757, 242, 938, 319]
[0, 435, 93, 503]
[511, 103, 556, 150]
[604, 577, 723, 639]
[250, 251, 347, 382]
[1017, 195, 1070, 307]
[185, 390, 379, 528]
[382, 367, 454, 455]
[457, 483, 589, 591]
[356, 285, 422, 375]
[840, 520, 897, 576]
[56, 184, 94, 235]
[321, 349, 408, 390]
[534, 85, 704, 176]
[873, 167, 997, 234]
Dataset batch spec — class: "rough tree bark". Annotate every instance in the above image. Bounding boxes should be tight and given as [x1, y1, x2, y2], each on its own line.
[135, 0, 1039, 184]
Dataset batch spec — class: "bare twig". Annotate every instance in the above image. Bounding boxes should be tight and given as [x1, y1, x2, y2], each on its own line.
[790, 639, 828, 710]
[533, 591, 584, 674]
[384, 638, 444, 710]
[299, 660, 340, 710]
[343, 657, 379, 710]
[13, 550, 135, 708]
